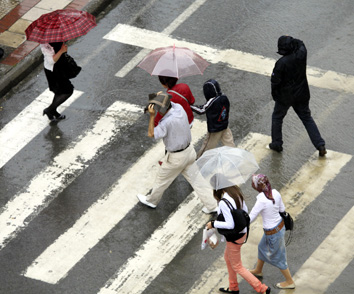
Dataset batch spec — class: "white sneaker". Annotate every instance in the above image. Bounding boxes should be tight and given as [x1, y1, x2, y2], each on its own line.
[137, 194, 156, 208]
[202, 206, 218, 214]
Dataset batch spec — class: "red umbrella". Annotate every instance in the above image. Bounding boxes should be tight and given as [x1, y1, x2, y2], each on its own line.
[137, 45, 209, 78]
[25, 9, 96, 44]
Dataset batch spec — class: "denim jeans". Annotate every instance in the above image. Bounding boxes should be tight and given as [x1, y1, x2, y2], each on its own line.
[271, 101, 325, 149]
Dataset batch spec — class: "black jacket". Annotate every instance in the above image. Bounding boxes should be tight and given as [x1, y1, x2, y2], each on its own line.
[271, 37, 310, 105]
[191, 79, 230, 133]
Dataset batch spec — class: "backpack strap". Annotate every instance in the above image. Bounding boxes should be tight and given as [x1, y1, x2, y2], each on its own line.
[168, 90, 190, 104]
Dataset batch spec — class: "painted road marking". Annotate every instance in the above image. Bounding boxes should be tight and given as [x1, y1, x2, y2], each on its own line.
[105, 24, 354, 94]
[115, 0, 207, 77]
[96, 133, 271, 294]
[280, 206, 354, 294]
[188, 150, 352, 294]
[0, 101, 142, 250]
[23, 119, 207, 284]
[0, 89, 83, 169]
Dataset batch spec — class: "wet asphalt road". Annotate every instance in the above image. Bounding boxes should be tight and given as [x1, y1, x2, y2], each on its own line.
[1, 0, 354, 293]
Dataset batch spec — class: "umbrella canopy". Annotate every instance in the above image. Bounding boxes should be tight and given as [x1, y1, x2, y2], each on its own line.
[25, 9, 96, 44]
[195, 146, 259, 190]
[137, 45, 209, 78]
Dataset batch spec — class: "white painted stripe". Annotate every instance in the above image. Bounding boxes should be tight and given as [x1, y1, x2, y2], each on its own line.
[188, 150, 352, 293]
[281, 206, 354, 294]
[0, 101, 142, 250]
[97, 133, 271, 294]
[0, 89, 83, 169]
[23, 120, 207, 284]
[98, 193, 208, 294]
[105, 24, 354, 94]
[114, 0, 208, 77]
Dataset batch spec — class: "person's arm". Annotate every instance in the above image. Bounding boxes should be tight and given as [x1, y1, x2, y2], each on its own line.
[271, 60, 285, 101]
[52, 43, 67, 63]
[279, 195, 286, 213]
[147, 104, 155, 138]
[212, 201, 234, 229]
[248, 198, 264, 223]
[190, 97, 215, 115]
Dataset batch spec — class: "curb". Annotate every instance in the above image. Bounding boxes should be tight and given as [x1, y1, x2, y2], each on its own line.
[0, 0, 115, 99]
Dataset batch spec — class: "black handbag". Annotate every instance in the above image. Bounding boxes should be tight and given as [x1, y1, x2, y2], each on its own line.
[279, 211, 294, 231]
[57, 53, 81, 79]
[216, 199, 250, 244]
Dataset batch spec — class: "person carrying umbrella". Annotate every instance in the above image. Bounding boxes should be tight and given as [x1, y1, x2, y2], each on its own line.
[206, 184, 271, 294]
[25, 9, 96, 122]
[248, 174, 295, 290]
[137, 91, 217, 214]
[191, 79, 235, 158]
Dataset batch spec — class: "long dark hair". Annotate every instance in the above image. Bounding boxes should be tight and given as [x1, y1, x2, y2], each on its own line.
[49, 42, 64, 54]
[158, 75, 178, 89]
[213, 185, 244, 209]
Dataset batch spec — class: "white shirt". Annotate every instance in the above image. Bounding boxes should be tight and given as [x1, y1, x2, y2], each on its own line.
[154, 102, 191, 152]
[214, 192, 248, 233]
[40, 44, 55, 71]
[249, 189, 285, 229]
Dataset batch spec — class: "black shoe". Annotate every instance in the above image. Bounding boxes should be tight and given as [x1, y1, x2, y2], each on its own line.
[269, 143, 283, 152]
[43, 108, 55, 121]
[266, 287, 271, 294]
[219, 287, 239, 294]
[318, 145, 327, 157]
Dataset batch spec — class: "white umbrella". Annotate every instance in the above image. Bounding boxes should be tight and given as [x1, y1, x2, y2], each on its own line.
[195, 146, 259, 190]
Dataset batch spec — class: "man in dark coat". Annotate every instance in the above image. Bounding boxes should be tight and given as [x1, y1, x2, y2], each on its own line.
[269, 35, 326, 156]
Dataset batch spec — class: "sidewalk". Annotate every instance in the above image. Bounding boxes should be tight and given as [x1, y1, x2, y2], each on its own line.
[0, 0, 113, 98]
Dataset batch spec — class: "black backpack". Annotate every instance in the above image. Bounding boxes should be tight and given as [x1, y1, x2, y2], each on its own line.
[216, 198, 250, 244]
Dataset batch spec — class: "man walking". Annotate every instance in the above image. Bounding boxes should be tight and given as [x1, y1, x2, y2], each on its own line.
[269, 35, 326, 156]
[137, 92, 217, 213]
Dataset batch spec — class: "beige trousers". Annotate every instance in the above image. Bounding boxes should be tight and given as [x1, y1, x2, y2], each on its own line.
[197, 127, 235, 158]
[146, 145, 217, 210]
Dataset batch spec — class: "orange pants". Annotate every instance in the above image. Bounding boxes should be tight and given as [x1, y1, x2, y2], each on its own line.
[224, 234, 268, 293]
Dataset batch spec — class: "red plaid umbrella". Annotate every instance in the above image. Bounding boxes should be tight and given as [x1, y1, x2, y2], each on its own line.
[25, 9, 96, 44]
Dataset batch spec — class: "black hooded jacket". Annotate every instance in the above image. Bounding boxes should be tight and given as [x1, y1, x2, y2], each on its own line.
[190, 79, 230, 133]
[271, 36, 310, 105]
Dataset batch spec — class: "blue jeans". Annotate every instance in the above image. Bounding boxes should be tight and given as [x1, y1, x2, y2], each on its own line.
[271, 101, 325, 149]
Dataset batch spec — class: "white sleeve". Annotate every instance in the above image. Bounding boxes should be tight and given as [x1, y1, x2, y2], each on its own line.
[249, 197, 264, 223]
[214, 201, 234, 230]
[40, 44, 55, 71]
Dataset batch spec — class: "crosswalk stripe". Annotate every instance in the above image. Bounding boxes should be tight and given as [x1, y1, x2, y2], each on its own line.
[23, 119, 207, 284]
[281, 206, 354, 294]
[97, 132, 271, 294]
[0, 101, 142, 250]
[105, 24, 354, 94]
[115, 0, 207, 77]
[0, 89, 83, 169]
[188, 150, 352, 293]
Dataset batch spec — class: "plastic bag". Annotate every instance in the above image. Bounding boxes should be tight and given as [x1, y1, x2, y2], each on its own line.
[201, 227, 219, 250]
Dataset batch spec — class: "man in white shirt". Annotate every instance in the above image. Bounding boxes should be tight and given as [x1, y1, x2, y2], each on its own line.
[137, 92, 217, 213]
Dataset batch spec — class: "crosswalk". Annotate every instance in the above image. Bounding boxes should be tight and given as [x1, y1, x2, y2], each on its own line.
[1, 3, 354, 292]
[0, 92, 352, 293]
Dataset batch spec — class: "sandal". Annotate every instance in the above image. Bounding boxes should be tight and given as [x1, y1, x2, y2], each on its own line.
[219, 287, 239, 294]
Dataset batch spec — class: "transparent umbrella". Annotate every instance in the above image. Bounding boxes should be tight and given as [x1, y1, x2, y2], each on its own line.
[195, 146, 259, 190]
[137, 45, 209, 78]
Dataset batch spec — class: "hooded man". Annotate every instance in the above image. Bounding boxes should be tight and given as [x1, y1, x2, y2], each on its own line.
[137, 91, 217, 214]
[269, 36, 326, 156]
[191, 79, 235, 158]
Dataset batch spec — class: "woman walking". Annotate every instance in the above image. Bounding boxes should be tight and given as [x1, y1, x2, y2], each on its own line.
[206, 185, 271, 294]
[40, 42, 74, 122]
[249, 174, 295, 289]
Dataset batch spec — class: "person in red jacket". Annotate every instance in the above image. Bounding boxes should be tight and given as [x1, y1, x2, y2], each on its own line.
[154, 75, 195, 127]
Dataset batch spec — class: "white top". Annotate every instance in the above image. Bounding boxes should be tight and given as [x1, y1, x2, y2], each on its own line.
[249, 189, 285, 229]
[40, 44, 55, 71]
[154, 102, 191, 152]
[214, 192, 248, 234]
